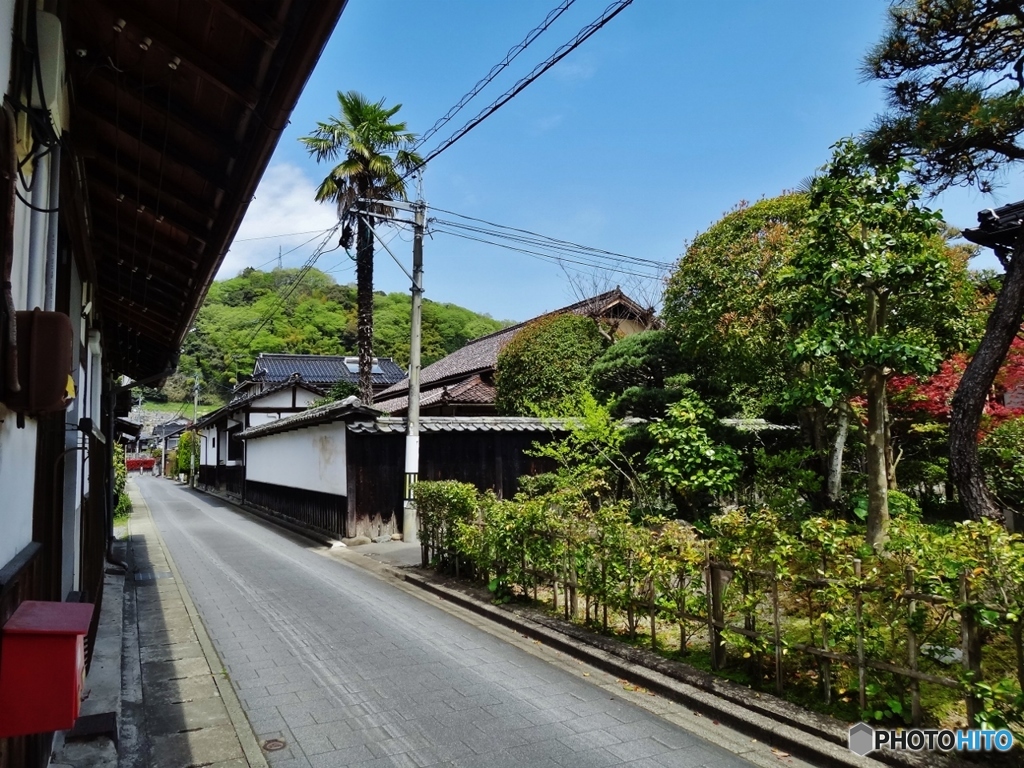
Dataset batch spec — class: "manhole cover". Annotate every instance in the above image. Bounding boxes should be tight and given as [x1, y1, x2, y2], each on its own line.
[262, 739, 286, 752]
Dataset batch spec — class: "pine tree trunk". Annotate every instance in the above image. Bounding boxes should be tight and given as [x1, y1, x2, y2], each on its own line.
[355, 205, 375, 405]
[949, 251, 1024, 526]
[865, 286, 889, 550]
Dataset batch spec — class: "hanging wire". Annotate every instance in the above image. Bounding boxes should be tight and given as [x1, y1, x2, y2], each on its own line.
[412, 0, 578, 153]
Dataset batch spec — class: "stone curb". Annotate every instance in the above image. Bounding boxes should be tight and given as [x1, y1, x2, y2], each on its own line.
[132, 482, 270, 768]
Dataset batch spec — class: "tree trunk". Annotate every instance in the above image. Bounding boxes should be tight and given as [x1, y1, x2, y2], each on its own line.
[883, 395, 898, 491]
[949, 249, 1024, 526]
[355, 202, 375, 404]
[826, 400, 851, 506]
[865, 286, 889, 550]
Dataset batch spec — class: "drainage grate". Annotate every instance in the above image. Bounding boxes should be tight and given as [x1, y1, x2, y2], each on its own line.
[134, 570, 173, 581]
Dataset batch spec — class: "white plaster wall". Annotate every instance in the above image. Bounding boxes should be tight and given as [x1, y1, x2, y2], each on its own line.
[0, 0, 14, 100]
[249, 411, 292, 427]
[0, 412, 37, 566]
[0, 0, 43, 569]
[246, 425, 346, 495]
[257, 389, 299, 409]
[200, 427, 215, 465]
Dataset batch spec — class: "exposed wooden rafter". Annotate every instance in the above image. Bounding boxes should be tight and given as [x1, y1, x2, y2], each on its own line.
[100, 0, 261, 108]
[89, 174, 210, 239]
[78, 97, 233, 190]
[87, 68, 239, 165]
[205, 0, 283, 44]
[88, 151, 214, 228]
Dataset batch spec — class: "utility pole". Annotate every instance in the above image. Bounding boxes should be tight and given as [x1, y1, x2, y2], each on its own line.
[277, 245, 282, 270]
[403, 200, 425, 545]
[353, 195, 426, 544]
[190, 372, 199, 488]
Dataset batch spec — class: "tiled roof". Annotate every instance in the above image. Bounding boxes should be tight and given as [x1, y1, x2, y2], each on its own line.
[195, 375, 326, 430]
[375, 375, 497, 414]
[238, 397, 382, 439]
[347, 417, 568, 434]
[252, 353, 406, 388]
[376, 288, 651, 401]
[152, 419, 191, 438]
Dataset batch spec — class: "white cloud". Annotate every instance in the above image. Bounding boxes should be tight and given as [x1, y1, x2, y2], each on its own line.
[217, 162, 340, 278]
[530, 113, 564, 135]
[550, 56, 597, 83]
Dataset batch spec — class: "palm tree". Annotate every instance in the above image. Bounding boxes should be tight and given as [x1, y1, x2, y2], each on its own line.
[301, 91, 422, 403]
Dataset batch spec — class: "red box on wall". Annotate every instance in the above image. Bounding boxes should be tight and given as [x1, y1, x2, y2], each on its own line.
[0, 600, 94, 738]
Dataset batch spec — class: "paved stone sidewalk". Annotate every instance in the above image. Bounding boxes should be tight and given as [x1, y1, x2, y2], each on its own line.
[138, 477, 765, 768]
[120, 477, 268, 768]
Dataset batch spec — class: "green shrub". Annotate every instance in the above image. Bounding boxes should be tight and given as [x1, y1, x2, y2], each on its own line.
[979, 416, 1024, 515]
[495, 313, 605, 416]
[113, 444, 131, 521]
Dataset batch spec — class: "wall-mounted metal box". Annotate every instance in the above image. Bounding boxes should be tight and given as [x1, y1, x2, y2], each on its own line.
[0, 600, 94, 737]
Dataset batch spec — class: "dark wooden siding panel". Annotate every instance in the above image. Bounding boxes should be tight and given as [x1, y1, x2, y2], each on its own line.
[345, 433, 404, 539]
[244, 479, 345, 538]
[344, 430, 561, 537]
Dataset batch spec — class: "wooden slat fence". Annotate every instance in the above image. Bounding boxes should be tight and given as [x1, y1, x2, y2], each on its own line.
[422, 531, 1022, 729]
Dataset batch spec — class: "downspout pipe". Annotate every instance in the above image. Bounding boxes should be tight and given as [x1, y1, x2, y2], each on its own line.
[43, 149, 59, 310]
[25, 153, 49, 307]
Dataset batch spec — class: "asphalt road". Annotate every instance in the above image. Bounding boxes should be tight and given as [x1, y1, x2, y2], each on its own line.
[138, 478, 760, 768]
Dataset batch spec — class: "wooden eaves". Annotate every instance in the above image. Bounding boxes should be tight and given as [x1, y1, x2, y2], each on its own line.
[64, 0, 348, 379]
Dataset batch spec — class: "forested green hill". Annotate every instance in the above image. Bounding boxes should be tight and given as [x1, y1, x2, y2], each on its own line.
[164, 267, 508, 399]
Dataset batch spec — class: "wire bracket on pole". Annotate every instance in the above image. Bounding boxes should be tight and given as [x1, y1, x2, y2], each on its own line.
[357, 213, 414, 282]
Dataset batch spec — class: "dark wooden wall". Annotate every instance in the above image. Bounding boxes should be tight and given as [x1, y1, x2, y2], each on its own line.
[245, 480, 345, 539]
[346, 434, 404, 539]
[199, 464, 245, 498]
[345, 430, 559, 538]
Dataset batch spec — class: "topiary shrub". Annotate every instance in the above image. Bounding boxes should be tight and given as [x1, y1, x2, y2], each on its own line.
[495, 313, 605, 416]
[979, 415, 1024, 516]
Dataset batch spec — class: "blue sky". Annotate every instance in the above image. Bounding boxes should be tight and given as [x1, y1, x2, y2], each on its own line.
[220, 0, 1023, 323]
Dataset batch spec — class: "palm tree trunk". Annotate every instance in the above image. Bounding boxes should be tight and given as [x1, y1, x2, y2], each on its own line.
[355, 207, 375, 404]
[949, 249, 1024, 526]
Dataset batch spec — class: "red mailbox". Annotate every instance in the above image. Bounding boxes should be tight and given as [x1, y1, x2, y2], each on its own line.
[0, 600, 94, 738]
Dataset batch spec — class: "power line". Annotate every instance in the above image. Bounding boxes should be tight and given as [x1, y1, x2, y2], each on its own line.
[235, 228, 331, 243]
[431, 225, 665, 281]
[411, 0, 635, 175]
[246, 227, 337, 271]
[431, 211, 675, 269]
[414, 0, 578, 152]
[241, 226, 341, 349]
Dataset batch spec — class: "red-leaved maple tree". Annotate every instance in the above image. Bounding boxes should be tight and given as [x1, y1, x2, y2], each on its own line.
[889, 338, 1024, 434]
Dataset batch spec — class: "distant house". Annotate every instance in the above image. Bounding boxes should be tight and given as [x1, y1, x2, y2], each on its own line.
[374, 288, 657, 416]
[236, 353, 406, 398]
[238, 400, 564, 540]
[153, 418, 192, 451]
[194, 374, 325, 496]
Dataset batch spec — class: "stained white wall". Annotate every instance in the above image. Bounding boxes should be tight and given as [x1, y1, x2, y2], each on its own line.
[0, 0, 49, 569]
[246, 424, 346, 496]
[200, 426, 216, 465]
[247, 387, 319, 427]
